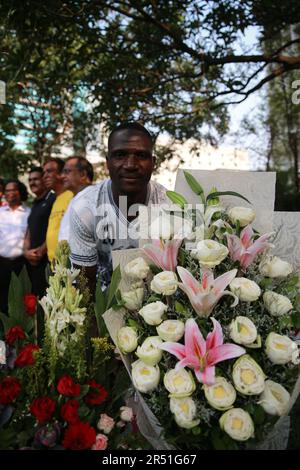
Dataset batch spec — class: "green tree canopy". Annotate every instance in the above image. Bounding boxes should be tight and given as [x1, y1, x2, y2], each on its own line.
[1, 1, 300, 174]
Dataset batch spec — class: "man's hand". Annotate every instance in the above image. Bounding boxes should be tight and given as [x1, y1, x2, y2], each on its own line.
[24, 248, 41, 266]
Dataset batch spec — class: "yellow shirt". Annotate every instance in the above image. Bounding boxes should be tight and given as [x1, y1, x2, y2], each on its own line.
[46, 190, 73, 262]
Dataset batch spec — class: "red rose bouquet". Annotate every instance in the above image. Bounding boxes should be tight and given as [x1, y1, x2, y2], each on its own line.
[0, 242, 146, 450]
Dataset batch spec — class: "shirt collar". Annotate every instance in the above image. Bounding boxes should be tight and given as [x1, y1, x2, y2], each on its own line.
[4, 204, 26, 212]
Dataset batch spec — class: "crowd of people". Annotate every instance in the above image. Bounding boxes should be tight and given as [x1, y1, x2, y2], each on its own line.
[0, 122, 167, 317]
[0, 155, 94, 314]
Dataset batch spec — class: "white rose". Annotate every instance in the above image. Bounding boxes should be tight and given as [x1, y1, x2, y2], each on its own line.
[139, 301, 167, 326]
[263, 291, 293, 317]
[229, 316, 258, 346]
[191, 239, 229, 268]
[149, 213, 193, 240]
[265, 332, 299, 365]
[219, 408, 254, 441]
[151, 271, 178, 296]
[228, 207, 255, 227]
[124, 257, 150, 280]
[203, 377, 236, 411]
[258, 380, 290, 416]
[230, 278, 261, 302]
[120, 406, 134, 422]
[117, 326, 138, 353]
[121, 285, 144, 311]
[259, 256, 293, 278]
[164, 368, 196, 398]
[232, 354, 265, 395]
[170, 397, 200, 429]
[136, 336, 163, 366]
[131, 360, 160, 393]
[156, 320, 185, 342]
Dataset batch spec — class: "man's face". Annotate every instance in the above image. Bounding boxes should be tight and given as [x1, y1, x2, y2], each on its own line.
[62, 158, 83, 193]
[106, 130, 155, 194]
[28, 171, 45, 197]
[5, 182, 21, 207]
[43, 161, 62, 190]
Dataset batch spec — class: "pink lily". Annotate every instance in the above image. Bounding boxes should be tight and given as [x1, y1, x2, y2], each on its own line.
[177, 266, 238, 317]
[227, 225, 272, 271]
[160, 318, 245, 385]
[142, 238, 183, 272]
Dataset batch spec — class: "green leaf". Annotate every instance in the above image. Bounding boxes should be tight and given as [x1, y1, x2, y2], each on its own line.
[211, 430, 228, 450]
[78, 384, 90, 400]
[259, 278, 273, 289]
[8, 272, 25, 322]
[207, 186, 219, 206]
[0, 312, 14, 331]
[94, 277, 109, 336]
[206, 191, 251, 204]
[291, 312, 300, 329]
[18, 266, 32, 296]
[166, 190, 188, 209]
[278, 316, 293, 329]
[183, 171, 205, 203]
[95, 278, 106, 316]
[253, 405, 265, 425]
[106, 265, 121, 310]
[146, 295, 162, 303]
[128, 319, 140, 330]
[175, 301, 186, 313]
[191, 426, 201, 436]
[0, 428, 16, 449]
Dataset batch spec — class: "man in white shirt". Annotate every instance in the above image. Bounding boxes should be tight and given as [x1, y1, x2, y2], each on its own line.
[69, 122, 168, 295]
[0, 180, 30, 313]
[59, 156, 94, 242]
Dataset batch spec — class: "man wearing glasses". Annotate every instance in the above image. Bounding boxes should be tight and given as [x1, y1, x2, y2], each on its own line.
[69, 122, 168, 296]
[59, 156, 94, 242]
[43, 158, 73, 263]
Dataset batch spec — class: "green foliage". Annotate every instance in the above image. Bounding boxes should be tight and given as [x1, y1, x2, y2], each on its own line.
[94, 265, 121, 336]
[2, 1, 299, 171]
[206, 191, 251, 205]
[183, 171, 205, 204]
[166, 191, 188, 209]
[0, 268, 34, 334]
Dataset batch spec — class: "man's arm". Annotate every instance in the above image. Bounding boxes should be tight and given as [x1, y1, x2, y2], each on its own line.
[23, 229, 40, 265]
[69, 202, 98, 300]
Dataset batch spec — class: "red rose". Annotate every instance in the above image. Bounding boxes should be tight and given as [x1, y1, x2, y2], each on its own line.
[5, 325, 25, 345]
[61, 399, 80, 424]
[30, 396, 56, 423]
[15, 343, 40, 367]
[24, 294, 37, 315]
[84, 380, 108, 406]
[62, 421, 96, 450]
[57, 375, 81, 397]
[0, 376, 21, 405]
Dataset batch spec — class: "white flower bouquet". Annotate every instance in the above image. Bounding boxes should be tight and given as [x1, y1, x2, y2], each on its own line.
[104, 171, 300, 450]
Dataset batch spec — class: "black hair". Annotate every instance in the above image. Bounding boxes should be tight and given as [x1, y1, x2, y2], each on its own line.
[29, 166, 43, 175]
[4, 179, 28, 202]
[0, 178, 4, 190]
[108, 122, 153, 151]
[43, 157, 65, 173]
[66, 156, 94, 182]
